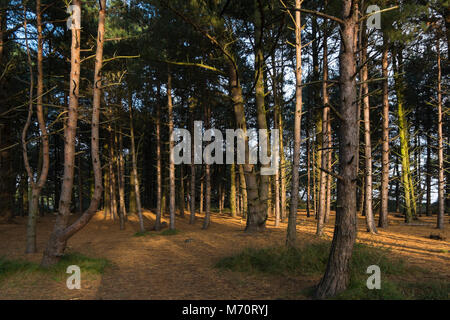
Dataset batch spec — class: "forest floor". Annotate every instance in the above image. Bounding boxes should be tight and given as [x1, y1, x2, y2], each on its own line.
[0, 209, 449, 299]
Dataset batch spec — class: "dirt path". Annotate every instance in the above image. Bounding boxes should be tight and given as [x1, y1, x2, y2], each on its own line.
[0, 210, 448, 299]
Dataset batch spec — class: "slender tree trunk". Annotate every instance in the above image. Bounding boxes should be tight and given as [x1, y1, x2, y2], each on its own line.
[393, 48, 413, 223]
[361, 24, 377, 234]
[315, 0, 358, 299]
[230, 163, 237, 218]
[286, 0, 303, 246]
[317, 19, 329, 237]
[130, 92, 145, 232]
[23, 0, 50, 253]
[271, 54, 282, 226]
[108, 116, 118, 221]
[118, 128, 126, 229]
[200, 174, 204, 214]
[379, 35, 390, 228]
[202, 102, 211, 229]
[168, 70, 176, 230]
[153, 85, 162, 229]
[279, 118, 287, 222]
[436, 33, 445, 229]
[239, 164, 247, 219]
[426, 133, 432, 216]
[306, 123, 311, 218]
[395, 155, 400, 213]
[78, 152, 83, 215]
[179, 164, 185, 217]
[189, 98, 196, 224]
[325, 116, 332, 224]
[104, 164, 110, 218]
[129, 160, 136, 215]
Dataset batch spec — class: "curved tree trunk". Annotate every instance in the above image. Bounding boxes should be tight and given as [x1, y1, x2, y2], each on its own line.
[23, 0, 50, 253]
[41, 0, 104, 266]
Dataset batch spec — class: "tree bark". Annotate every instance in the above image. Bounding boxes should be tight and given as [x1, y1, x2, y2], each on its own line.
[168, 70, 176, 230]
[129, 91, 145, 232]
[230, 163, 237, 218]
[189, 97, 196, 224]
[22, 0, 51, 253]
[286, 0, 303, 246]
[252, 2, 269, 231]
[436, 33, 445, 229]
[393, 48, 414, 223]
[118, 128, 126, 229]
[361, 24, 377, 234]
[317, 18, 329, 237]
[41, 0, 104, 266]
[426, 133, 432, 216]
[315, 0, 358, 299]
[379, 35, 390, 228]
[202, 103, 211, 229]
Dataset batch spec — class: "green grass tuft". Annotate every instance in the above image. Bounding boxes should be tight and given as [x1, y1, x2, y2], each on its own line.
[160, 229, 180, 236]
[0, 253, 110, 283]
[215, 242, 448, 299]
[216, 242, 403, 277]
[133, 231, 154, 237]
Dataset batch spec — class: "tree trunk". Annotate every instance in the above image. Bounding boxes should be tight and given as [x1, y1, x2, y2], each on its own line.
[252, 2, 269, 231]
[23, 0, 50, 253]
[325, 115, 332, 224]
[317, 18, 329, 237]
[179, 164, 185, 218]
[108, 118, 118, 221]
[286, 0, 303, 246]
[168, 70, 176, 230]
[200, 173, 204, 214]
[202, 102, 211, 229]
[393, 48, 413, 223]
[230, 163, 237, 218]
[227, 59, 263, 231]
[361, 24, 377, 234]
[118, 129, 127, 228]
[239, 164, 248, 219]
[306, 119, 311, 218]
[153, 90, 163, 229]
[379, 35, 390, 228]
[315, 0, 358, 299]
[41, 0, 104, 266]
[130, 91, 145, 232]
[426, 133, 432, 216]
[436, 33, 444, 229]
[189, 98, 196, 224]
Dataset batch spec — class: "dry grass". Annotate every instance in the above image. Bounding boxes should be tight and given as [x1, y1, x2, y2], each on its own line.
[0, 209, 448, 299]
